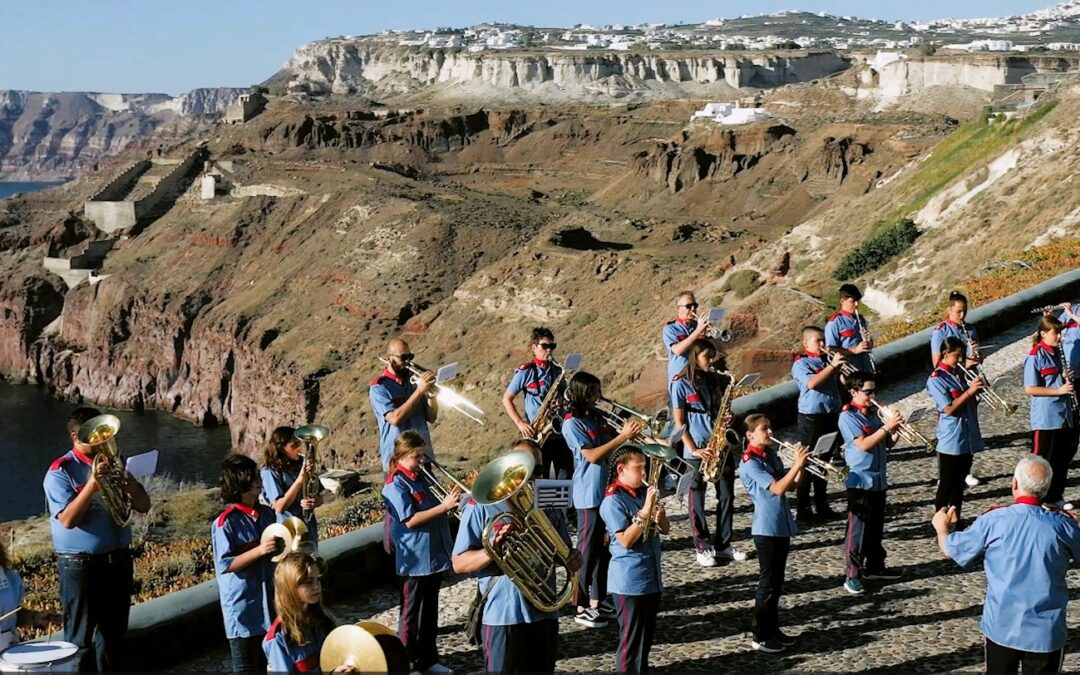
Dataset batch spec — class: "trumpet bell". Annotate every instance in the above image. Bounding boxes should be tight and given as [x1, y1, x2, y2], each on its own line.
[77, 414, 121, 447]
[294, 424, 331, 444]
[320, 622, 410, 673]
[472, 452, 535, 506]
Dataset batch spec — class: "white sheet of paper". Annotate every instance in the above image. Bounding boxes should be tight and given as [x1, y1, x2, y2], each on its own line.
[125, 449, 159, 478]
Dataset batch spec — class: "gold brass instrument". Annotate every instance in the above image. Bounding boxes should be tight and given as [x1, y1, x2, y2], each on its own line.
[594, 398, 670, 447]
[294, 424, 330, 522]
[473, 451, 578, 612]
[769, 435, 848, 482]
[700, 372, 740, 482]
[870, 398, 938, 453]
[854, 308, 877, 374]
[530, 354, 581, 447]
[320, 621, 411, 673]
[76, 414, 133, 527]
[261, 516, 309, 563]
[417, 459, 470, 519]
[639, 443, 678, 539]
[378, 358, 486, 426]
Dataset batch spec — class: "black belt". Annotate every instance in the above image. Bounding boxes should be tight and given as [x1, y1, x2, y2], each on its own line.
[57, 548, 131, 564]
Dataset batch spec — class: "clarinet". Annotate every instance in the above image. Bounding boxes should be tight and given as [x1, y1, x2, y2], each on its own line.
[1055, 343, 1080, 413]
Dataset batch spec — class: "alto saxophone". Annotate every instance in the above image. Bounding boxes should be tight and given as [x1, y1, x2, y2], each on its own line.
[700, 372, 739, 482]
[531, 368, 570, 447]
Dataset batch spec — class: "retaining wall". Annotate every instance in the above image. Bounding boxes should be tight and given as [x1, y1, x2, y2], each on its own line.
[87, 160, 151, 202]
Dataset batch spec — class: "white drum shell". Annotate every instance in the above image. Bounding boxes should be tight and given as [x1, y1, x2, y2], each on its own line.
[0, 641, 80, 672]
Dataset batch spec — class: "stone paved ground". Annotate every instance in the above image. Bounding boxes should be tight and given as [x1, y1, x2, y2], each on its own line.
[176, 322, 1080, 672]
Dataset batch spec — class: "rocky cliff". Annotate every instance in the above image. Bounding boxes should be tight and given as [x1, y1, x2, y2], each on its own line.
[275, 42, 850, 102]
[0, 88, 244, 181]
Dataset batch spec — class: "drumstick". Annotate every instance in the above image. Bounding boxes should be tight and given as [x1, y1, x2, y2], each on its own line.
[0, 606, 20, 623]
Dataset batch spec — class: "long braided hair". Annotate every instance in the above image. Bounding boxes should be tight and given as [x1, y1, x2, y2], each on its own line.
[606, 444, 645, 487]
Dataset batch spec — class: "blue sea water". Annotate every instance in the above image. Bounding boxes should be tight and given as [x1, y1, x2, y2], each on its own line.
[0, 182, 64, 200]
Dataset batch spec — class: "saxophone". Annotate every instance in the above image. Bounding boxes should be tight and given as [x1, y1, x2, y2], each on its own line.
[700, 372, 739, 482]
[531, 364, 572, 446]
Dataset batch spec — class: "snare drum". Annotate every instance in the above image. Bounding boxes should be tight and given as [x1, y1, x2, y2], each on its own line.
[0, 642, 79, 672]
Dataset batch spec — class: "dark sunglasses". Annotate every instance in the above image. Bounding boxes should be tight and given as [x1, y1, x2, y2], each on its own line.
[391, 353, 415, 361]
[860, 388, 876, 394]
[537, 343, 557, 350]
[680, 302, 699, 309]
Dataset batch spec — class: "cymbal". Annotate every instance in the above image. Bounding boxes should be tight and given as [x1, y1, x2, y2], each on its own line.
[261, 517, 309, 563]
[320, 623, 410, 673]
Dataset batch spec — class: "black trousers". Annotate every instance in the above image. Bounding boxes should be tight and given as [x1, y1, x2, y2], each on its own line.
[541, 434, 573, 480]
[227, 636, 266, 675]
[399, 574, 442, 670]
[574, 507, 610, 607]
[57, 549, 133, 671]
[751, 535, 790, 642]
[796, 412, 838, 514]
[613, 592, 661, 673]
[1033, 427, 1078, 504]
[845, 489, 887, 580]
[482, 619, 558, 673]
[935, 452, 974, 514]
[685, 457, 735, 552]
[985, 637, 1064, 674]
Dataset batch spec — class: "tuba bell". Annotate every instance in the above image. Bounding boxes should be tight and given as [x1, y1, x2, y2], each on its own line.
[76, 414, 133, 527]
[472, 452, 578, 612]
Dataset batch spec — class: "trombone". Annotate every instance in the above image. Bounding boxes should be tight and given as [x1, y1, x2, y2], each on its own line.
[871, 398, 938, 453]
[378, 357, 486, 426]
[593, 397, 670, 447]
[769, 436, 848, 482]
[956, 363, 1018, 416]
[417, 459, 470, 520]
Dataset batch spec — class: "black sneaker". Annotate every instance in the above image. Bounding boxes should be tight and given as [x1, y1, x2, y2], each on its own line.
[864, 567, 902, 580]
[773, 631, 797, 647]
[751, 639, 785, 654]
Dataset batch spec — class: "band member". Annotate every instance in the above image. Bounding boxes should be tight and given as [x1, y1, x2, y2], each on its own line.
[662, 291, 711, 389]
[927, 337, 985, 523]
[825, 284, 873, 375]
[1057, 302, 1080, 377]
[212, 454, 278, 675]
[670, 339, 746, 566]
[370, 338, 439, 473]
[791, 326, 843, 522]
[502, 327, 573, 480]
[601, 446, 669, 672]
[562, 371, 643, 628]
[261, 427, 321, 547]
[263, 549, 337, 674]
[382, 431, 457, 674]
[933, 456, 1080, 674]
[0, 541, 53, 650]
[930, 291, 984, 487]
[839, 373, 902, 595]
[42, 406, 151, 671]
[1023, 316, 1077, 509]
[739, 414, 806, 654]
[451, 441, 581, 674]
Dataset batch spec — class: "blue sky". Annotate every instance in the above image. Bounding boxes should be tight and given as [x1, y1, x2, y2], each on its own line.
[0, 0, 1055, 94]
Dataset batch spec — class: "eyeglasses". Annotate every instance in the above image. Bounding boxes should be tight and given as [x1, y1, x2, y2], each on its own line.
[537, 343, 557, 350]
[390, 352, 415, 361]
[679, 302, 699, 309]
[860, 388, 876, 394]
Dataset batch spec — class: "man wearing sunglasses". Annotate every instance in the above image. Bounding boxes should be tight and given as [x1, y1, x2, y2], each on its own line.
[663, 292, 712, 391]
[369, 338, 439, 474]
[503, 327, 573, 480]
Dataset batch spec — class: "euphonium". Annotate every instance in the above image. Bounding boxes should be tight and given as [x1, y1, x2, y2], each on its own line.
[417, 459, 470, 520]
[700, 372, 739, 482]
[294, 424, 330, 523]
[870, 398, 938, 453]
[473, 452, 578, 612]
[76, 414, 133, 527]
[769, 435, 848, 482]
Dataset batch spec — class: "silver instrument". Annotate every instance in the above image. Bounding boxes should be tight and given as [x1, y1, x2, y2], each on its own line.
[768, 435, 848, 482]
[854, 308, 876, 374]
[871, 398, 938, 453]
[820, 346, 857, 378]
[1030, 302, 1079, 314]
[957, 321, 1017, 415]
[594, 397, 671, 447]
[1055, 343, 1080, 413]
[417, 459, 470, 519]
[378, 357, 486, 425]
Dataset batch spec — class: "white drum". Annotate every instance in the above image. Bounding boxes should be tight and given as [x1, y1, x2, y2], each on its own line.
[0, 642, 79, 672]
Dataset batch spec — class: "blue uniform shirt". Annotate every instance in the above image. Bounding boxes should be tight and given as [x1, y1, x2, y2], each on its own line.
[946, 497, 1080, 652]
[263, 616, 331, 673]
[600, 482, 663, 596]
[43, 448, 132, 554]
[1023, 343, 1074, 430]
[369, 369, 434, 473]
[839, 404, 889, 491]
[662, 319, 697, 383]
[825, 311, 872, 373]
[562, 412, 616, 509]
[260, 465, 318, 547]
[739, 446, 798, 537]
[211, 502, 276, 639]
[0, 568, 24, 634]
[451, 499, 570, 625]
[791, 352, 841, 415]
[382, 466, 453, 577]
[930, 319, 979, 360]
[670, 374, 717, 457]
[927, 363, 980, 456]
[506, 360, 564, 424]
[1059, 305, 1080, 372]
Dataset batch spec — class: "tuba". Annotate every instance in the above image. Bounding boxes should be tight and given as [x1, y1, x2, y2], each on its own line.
[76, 414, 133, 527]
[472, 452, 578, 612]
[294, 424, 330, 523]
[700, 372, 740, 482]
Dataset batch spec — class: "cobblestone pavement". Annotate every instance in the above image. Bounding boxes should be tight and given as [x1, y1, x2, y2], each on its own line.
[176, 323, 1080, 672]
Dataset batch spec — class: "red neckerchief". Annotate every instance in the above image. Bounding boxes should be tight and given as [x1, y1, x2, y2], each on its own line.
[606, 479, 638, 498]
[380, 368, 403, 384]
[1036, 342, 1055, 355]
[385, 464, 419, 485]
[1015, 495, 1041, 506]
[230, 502, 259, 519]
[675, 317, 692, 326]
[944, 318, 959, 327]
[936, 361, 956, 374]
[533, 358, 550, 369]
[805, 351, 821, 359]
[850, 402, 870, 415]
[745, 444, 767, 459]
[839, 309, 854, 318]
[71, 448, 93, 465]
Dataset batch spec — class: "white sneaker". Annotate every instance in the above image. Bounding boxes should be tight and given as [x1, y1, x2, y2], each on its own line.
[1064, 502, 1075, 511]
[695, 547, 717, 567]
[424, 664, 453, 675]
[716, 545, 748, 562]
[965, 474, 980, 487]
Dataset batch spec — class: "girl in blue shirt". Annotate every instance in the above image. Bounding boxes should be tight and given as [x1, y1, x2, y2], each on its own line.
[382, 431, 458, 673]
[261, 426, 321, 547]
[1024, 315, 1077, 507]
[927, 337, 984, 522]
[263, 549, 338, 674]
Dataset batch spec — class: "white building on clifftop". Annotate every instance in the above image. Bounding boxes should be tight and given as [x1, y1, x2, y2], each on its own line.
[691, 102, 771, 125]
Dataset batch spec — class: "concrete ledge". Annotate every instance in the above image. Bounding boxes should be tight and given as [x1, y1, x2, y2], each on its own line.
[732, 266, 1080, 427]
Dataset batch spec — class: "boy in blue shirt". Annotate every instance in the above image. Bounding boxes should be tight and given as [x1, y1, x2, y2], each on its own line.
[662, 291, 711, 390]
[1024, 315, 1077, 509]
[825, 284, 873, 374]
[791, 326, 844, 522]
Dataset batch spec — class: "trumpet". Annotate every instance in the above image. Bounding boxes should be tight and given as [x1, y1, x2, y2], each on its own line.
[417, 459, 470, 519]
[820, 347, 857, 378]
[768, 435, 848, 482]
[294, 424, 330, 522]
[379, 357, 486, 426]
[956, 363, 1018, 416]
[691, 309, 733, 342]
[871, 398, 938, 453]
